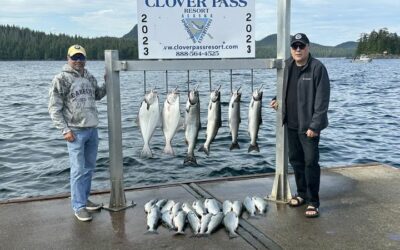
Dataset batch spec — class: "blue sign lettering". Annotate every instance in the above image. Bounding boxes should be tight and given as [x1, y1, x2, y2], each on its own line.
[145, 0, 208, 7]
[212, 0, 247, 7]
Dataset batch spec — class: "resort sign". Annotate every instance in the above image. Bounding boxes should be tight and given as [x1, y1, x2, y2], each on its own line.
[137, 0, 255, 59]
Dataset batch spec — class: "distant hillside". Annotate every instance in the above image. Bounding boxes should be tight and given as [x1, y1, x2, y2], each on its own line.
[122, 25, 138, 40]
[335, 41, 358, 49]
[256, 34, 357, 58]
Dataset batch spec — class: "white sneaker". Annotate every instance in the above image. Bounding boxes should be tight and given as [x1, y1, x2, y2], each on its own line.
[75, 208, 92, 221]
[86, 199, 103, 211]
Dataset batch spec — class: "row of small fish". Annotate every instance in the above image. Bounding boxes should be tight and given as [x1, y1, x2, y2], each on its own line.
[137, 85, 264, 165]
[144, 196, 268, 238]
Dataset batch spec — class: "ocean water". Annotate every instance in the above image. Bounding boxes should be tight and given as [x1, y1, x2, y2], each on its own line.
[0, 58, 399, 200]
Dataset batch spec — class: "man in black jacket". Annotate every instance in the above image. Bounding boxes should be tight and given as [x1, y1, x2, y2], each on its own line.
[270, 33, 330, 218]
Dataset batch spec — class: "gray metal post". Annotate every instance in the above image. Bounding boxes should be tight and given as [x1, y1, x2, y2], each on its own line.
[269, 0, 292, 202]
[104, 50, 135, 211]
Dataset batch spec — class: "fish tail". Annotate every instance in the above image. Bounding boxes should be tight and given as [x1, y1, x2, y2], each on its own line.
[184, 155, 197, 165]
[173, 231, 186, 236]
[163, 142, 175, 155]
[248, 143, 259, 153]
[144, 230, 158, 235]
[198, 144, 210, 156]
[229, 232, 239, 239]
[141, 144, 153, 158]
[229, 141, 240, 150]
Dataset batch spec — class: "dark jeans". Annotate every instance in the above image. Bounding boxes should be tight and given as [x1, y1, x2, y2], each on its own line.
[287, 128, 321, 208]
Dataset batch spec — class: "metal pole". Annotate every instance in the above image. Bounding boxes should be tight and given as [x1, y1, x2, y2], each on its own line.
[269, 0, 292, 202]
[104, 50, 135, 211]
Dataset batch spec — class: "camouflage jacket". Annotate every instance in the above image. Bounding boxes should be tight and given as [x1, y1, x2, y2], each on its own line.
[48, 64, 106, 134]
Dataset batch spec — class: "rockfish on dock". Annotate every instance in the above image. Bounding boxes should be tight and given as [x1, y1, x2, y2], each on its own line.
[223, 211, 239, 238]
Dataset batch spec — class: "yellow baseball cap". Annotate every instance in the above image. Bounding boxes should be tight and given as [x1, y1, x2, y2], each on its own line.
[67, 44, 87, 57]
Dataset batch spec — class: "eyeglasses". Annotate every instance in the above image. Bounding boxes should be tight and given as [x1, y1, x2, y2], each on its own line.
[70, 53, 86, 61]
[291, 43, 306, 50]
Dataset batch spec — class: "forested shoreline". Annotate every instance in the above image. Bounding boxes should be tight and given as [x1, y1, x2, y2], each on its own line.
[0, 25, 138, 60]
[356, 28, 400, 56]
[1, 25, 398, 60]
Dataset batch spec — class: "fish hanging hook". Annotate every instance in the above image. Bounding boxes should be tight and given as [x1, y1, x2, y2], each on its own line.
[251, 69, 254, 93]
[144, 70, 147, 94]
[230, 69, 233, 94]
[187, 70, 190, 93]
[209, 69, 212, 92]
[165, 70, 169, 94]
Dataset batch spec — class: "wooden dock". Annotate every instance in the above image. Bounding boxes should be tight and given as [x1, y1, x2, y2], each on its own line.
[0, 163, 399, 249]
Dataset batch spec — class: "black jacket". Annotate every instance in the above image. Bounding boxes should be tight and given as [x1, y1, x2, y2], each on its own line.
[282, 54, 330, 133]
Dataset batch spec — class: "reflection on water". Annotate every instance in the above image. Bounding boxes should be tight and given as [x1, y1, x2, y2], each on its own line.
[0, 59, 399, 200]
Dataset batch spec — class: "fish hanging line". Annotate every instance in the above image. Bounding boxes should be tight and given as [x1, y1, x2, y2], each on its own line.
[228, 69, 254, 93]
[143, 70, 146, 94]
[144, 68, 256, 94]
[143, 70, 170, 94]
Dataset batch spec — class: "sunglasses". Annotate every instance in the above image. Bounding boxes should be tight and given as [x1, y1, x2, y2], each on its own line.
[70, 53, 86, 61]
[291, 43, 306, 50]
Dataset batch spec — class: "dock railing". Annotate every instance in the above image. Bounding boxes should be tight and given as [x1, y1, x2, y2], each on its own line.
[103, 0, 292, 211]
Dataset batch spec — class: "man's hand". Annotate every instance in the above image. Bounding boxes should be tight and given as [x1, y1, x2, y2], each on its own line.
[270, 100, 278, 110]
[306, 129, 319, 138]
[63, 131, 75, 142]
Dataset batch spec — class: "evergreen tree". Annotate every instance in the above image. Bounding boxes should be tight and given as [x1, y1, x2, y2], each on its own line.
[356, 28, 400, 55]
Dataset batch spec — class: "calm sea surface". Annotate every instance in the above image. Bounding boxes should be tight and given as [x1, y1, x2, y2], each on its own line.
[0, 58, 399, 200]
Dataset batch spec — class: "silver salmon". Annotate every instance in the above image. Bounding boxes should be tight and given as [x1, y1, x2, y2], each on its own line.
[248, 86, 263, 152]
[228, 87, 241, 150]
[184, 86, 201, 165]
[199, 85, 222, 155]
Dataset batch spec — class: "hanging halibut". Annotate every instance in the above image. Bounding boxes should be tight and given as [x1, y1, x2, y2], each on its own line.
[228, 87, 241, 150]
[248, 86, 263, 152]
[162, 88, 181, 155]
[199, 85, 222, 156]
[137, 89, 160, 158]
[184, 86, 201, 165]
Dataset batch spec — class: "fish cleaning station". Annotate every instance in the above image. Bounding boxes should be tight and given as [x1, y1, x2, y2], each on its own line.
[1, 1, 399, 249]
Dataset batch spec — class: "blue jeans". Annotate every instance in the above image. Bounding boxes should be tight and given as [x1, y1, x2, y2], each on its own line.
[67, 128, 99, 212]
[287, 128, 321, 208]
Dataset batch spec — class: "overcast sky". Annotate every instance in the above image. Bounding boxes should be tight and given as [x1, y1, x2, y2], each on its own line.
[1, 0, 399, 46]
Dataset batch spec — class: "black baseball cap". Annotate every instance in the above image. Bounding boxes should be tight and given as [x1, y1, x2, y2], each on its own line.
[291, 33, 310, 45]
